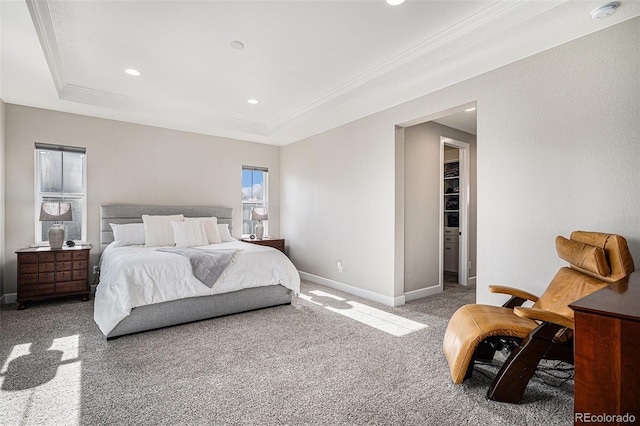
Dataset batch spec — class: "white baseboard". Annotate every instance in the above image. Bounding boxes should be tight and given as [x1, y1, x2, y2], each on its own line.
[391, 274, 478, 303]
[404, 285, 443, 302]
[299, 271, 405, 307]
[1, 292, 17, 305]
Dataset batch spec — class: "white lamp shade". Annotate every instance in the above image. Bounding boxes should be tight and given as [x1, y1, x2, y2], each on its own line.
[39, 202, 73, 222]
[251, 207, 268, 221]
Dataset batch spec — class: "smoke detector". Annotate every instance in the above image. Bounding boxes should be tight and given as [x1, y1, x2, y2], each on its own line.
[591, 2, 619, 20]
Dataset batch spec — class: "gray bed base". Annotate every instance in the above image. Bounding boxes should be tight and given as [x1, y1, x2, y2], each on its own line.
[106, 285, 292, 339]
[99, 205, 293, 339]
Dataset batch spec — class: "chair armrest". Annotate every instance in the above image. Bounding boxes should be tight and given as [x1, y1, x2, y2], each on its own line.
[513, 307, 574, 330]
[489, 285, 539, 308]
[489, 285, 539, 302]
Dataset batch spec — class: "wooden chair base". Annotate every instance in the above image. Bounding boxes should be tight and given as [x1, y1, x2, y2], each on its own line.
[486, 322, 569, 403]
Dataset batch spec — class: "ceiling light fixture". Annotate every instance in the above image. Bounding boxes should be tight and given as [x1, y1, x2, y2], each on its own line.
[125, 68, 141, 76]
[248, 99, 258, 105]
[465, 107, 476, 112]
[386, 0, 405, 5]
[591, 2, 619, 20]
[230, 40, 245, 50]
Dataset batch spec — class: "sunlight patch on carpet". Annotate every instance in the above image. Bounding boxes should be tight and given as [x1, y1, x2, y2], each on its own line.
[0, 335, 81, 425]
[303, 289, 427, 336]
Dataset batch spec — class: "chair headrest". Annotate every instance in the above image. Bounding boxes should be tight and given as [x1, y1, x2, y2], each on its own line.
[556, 236, 609, 278]
[557, 231, 635, 283]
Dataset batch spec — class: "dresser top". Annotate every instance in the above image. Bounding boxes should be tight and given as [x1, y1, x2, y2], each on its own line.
[570, 270, 640, 322]
[16, 244, 92, 253]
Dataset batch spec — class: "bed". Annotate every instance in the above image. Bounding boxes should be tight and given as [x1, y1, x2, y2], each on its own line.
[94, 205, 300, 339]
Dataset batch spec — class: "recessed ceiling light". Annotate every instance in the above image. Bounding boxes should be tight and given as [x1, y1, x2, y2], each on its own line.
[248, 99, 258, 104]
[386, 0, 405, 5]
[591, 2, 618, 20]
[230, 40, 245, 50]
[125, 69, 141, 76]
[465, 107, 476, 112]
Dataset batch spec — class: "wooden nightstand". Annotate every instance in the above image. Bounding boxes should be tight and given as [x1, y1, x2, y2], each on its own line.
[241, 238, 285, 255]
[15, 245, 92, 310]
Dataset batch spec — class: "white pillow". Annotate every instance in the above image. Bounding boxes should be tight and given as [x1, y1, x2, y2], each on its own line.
[217, 223, 234, 242]
[171, 221, 208, 248]
[110, 223, 145, 246]
[142, 214, 184, 247]
[185, 217, 221, 244]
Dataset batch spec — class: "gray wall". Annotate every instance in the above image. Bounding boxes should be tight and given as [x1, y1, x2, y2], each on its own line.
[2, 18, 639, 307]
[3, 105, 281, 297]
[281, 114, 398, 302]
[403, 122, 476, 293]
[282, 17, 640, 306]
[0, 99, 5, 303]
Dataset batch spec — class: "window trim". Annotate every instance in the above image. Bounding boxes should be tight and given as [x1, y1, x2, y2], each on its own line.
[34, 143, 88, 245]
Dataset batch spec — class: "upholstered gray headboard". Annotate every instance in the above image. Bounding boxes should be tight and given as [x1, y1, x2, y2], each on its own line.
[100, 205, 233, 252]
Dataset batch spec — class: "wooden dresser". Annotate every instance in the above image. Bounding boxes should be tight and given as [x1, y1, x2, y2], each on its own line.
[16, 245, 91, 309]
[569, 271, 640, 425]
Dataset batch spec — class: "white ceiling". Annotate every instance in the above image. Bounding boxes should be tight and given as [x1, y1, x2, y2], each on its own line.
[2, 0, 639, 145]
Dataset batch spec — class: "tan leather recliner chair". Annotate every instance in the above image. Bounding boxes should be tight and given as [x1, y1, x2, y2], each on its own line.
[443, 231, 635, 403]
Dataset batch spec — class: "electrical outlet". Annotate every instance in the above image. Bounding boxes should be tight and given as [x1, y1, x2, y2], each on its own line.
[93, 266, 100, 275]
[337, 260, 343, 273]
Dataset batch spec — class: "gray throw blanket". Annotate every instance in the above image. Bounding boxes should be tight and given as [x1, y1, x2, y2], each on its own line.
[157, 248, 236, 288]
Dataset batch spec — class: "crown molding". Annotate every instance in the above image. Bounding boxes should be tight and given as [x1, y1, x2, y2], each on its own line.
[26, 0, 565, 141]
[26, 0, 65, 91]
[59, 83, 269, 136]
[26, 0, 269, 137]
[267, 0, 529, 132]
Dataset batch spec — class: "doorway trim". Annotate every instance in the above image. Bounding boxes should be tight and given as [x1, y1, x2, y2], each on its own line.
[440, 137, 470, 286]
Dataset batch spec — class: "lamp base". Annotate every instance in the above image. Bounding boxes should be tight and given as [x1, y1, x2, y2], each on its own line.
[255, 222, 264, 240]
[49, 224, 65, 250]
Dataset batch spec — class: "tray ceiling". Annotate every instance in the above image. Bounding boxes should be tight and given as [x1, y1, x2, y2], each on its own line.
[2, 0, 638, 145]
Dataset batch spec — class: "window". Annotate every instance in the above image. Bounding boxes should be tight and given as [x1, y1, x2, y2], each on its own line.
[35, 143, 87, 244]
[241, 166, 268, 236]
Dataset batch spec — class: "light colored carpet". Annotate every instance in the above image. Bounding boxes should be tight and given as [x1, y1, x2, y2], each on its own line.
[0, 280, 573, 425]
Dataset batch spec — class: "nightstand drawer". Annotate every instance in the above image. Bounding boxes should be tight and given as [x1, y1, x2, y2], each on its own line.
[39, 272, 55, 283]
[72, 269, 88, 280]
[19, 274, 38, 285]
[20, 284, 55, 298]
[19, 263, 38, 274]
[240, 238, 286, 255]
[263, 240, 285, 253]
[38, 253, 55, 262]
[72, 260, 88, 270]
[39, 262, 55, 272]
[73, 251, 88, 260]
[56, 281, 87, 294]
[57, 261, 71, 271]
[56, 252, 72, 261]
[20, 254, 38, 264]
[56, 271, 72, 281]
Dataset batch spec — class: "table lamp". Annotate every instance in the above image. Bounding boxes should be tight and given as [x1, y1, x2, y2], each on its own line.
[251, 207, 268, 240]
[39, 202, 73, 249]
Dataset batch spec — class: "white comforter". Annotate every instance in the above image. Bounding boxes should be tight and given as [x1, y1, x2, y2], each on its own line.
[94, 241, 300, 336]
